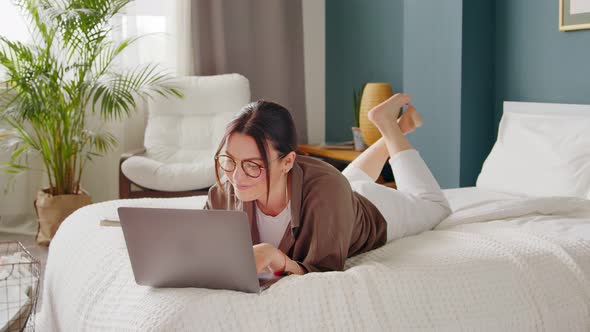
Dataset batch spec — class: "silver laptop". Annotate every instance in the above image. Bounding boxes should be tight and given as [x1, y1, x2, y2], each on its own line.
[117, 207, 283, 293]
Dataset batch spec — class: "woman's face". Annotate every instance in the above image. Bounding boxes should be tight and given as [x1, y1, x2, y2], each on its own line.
[222, 132, 286, 202]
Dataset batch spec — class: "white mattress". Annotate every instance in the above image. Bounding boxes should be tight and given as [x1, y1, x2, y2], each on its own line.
[35, 187, 590, 331]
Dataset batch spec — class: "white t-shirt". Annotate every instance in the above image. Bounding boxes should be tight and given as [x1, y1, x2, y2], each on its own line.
[255, 201, 291, 248]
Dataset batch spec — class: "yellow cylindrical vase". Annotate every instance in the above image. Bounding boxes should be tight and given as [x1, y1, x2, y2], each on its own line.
[358, 83, 393, 146]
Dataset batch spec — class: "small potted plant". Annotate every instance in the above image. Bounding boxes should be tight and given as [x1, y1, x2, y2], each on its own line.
[352, 83, 367, 151]
[0, 0, 182, 245]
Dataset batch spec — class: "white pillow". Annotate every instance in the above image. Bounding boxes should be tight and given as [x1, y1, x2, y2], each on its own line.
[476, 101, 590, 198]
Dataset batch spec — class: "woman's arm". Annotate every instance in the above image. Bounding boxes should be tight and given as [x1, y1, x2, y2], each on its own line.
[284, 254, 306, 275]
[253, 173, 356, 274]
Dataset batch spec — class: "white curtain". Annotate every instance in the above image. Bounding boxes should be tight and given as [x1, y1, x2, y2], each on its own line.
[0, 0, 193, 235]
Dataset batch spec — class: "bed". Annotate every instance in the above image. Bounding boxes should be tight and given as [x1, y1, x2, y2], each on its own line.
[36, 101, 590, 331]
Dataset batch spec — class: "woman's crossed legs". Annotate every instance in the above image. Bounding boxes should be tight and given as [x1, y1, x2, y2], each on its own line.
[342, 94, 451, 242]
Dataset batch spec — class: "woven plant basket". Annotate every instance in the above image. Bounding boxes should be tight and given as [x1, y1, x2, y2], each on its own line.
[358, 83, 394, 146]
[34, 188, 92, 246]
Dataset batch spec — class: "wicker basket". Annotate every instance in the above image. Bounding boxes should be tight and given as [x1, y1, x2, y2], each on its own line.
[0, 241, 40, 332]
[358, 83, 393, 146]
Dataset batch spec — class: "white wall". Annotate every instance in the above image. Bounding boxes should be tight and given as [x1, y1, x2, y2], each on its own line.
[80, 107, 147, 203]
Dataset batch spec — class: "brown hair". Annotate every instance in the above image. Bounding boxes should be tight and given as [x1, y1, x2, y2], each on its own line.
[214, 100, 298, 202]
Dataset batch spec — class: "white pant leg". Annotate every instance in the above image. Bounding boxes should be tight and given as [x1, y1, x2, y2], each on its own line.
[342, 161, 375, 183]
[343, 149, 451, 242]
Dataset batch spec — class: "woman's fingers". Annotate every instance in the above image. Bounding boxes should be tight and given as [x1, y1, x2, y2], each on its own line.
[253, 243, 284, 274]
[253, 244, 271, 273]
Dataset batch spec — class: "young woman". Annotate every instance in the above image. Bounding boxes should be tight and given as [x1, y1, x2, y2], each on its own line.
[205, 93, 451, 275]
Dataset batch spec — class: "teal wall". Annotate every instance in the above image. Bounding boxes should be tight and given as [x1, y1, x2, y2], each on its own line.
[402, 0, 463, 189]
[495, 0, 590, 133]
[326, 0, 464, 188]
[325, 0, 403, 143]
[460, 0, 495, 187]
[326, 0, 590, 189]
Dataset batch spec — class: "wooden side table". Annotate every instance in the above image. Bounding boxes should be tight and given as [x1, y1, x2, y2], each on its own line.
[297, 144, 396, 188]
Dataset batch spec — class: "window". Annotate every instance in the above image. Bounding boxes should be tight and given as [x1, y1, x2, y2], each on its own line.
[0, 2, 29, 80]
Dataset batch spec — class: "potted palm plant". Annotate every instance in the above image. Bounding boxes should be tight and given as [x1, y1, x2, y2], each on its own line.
[0, 0, 182, 245]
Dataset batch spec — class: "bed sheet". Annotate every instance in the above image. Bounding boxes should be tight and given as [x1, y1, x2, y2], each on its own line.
[35, 188, 590, 331]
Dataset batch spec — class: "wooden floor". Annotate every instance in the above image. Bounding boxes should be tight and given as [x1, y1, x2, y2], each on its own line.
[0, 232, 49, 314]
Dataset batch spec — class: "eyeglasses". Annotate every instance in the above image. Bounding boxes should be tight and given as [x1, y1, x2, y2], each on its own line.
[215, 154, 283, 178]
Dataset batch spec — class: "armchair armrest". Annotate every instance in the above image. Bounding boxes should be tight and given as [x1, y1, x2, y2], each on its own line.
[119, 147, 146, 199]
[120, 147, 147, 163]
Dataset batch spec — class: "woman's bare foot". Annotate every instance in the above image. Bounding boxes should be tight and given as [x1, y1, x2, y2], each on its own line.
[398, 105, 423, 134]
[367, 93, 412, 133]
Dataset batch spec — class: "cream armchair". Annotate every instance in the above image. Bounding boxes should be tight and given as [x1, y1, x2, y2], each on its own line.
[119, 74, 250, 198]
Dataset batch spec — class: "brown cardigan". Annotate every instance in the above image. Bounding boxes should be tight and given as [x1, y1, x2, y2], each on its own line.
[204, 155, 387, 273]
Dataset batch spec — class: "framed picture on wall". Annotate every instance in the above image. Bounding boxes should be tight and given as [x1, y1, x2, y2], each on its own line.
[560, 0, 590, 31]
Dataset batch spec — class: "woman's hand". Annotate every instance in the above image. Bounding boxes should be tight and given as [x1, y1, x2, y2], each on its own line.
[253, 243, 286, 274]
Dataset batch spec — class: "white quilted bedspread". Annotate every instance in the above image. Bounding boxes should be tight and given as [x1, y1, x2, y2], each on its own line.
[36, 190, 590, 331]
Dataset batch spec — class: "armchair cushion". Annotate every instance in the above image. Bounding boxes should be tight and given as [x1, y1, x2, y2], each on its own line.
[121, 154, 215, 191]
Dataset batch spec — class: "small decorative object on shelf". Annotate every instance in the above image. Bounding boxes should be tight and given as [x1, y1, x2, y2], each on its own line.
[352, 83, 368, 151]
[0, 241, 40, 332]
[359, 83, 394, 146]
[351, 127, 366, 151]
